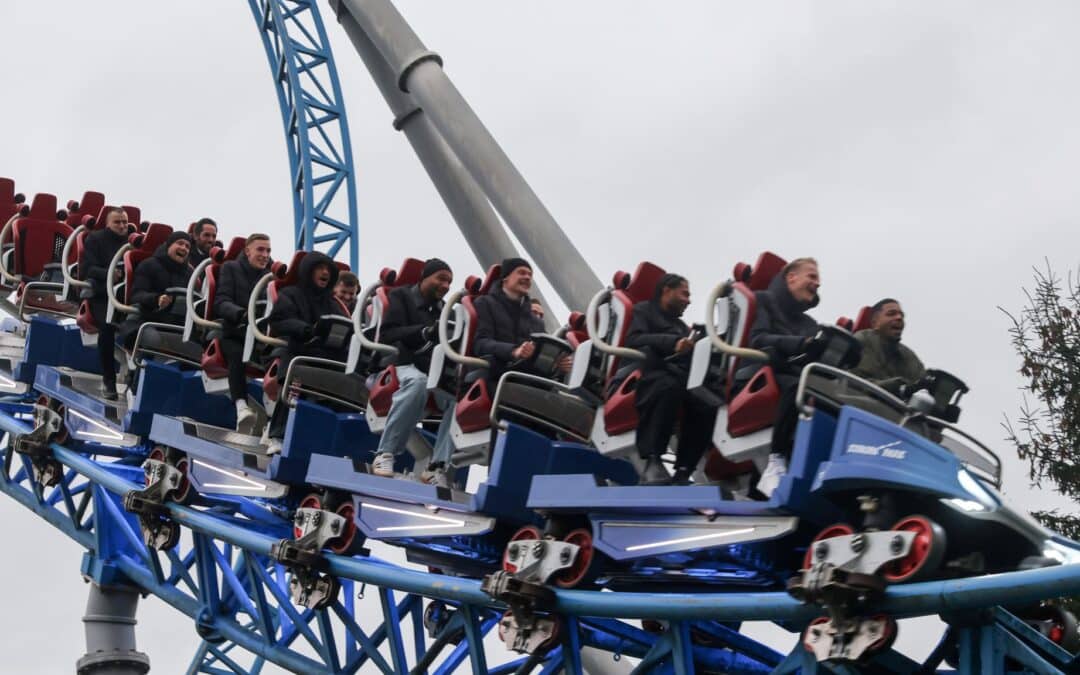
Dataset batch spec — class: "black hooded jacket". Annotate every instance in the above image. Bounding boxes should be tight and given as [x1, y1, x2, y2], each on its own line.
[129, 244, 193, 326]
[737, 273, 820, 383]
[626, 299, 693, 377]
[380, 283, 443, 373]
[268, 252, 348, 353]
[215, 254, 269, 334]
[473, 285, 544, 374]
[81, 227, 129, 301]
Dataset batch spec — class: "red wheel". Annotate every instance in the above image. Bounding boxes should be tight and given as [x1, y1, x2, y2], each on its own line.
[865, 614, 898, 655]
[328, 501, 359, 555]
[294, 493, 324, 539]
[804, 523, 855, 569]
[503, 526, 542, 573]
[554, 528, 595, 588]
[173, 457, 194, 505]
[883, 515, 946, 582]
[803, 617, 831, 653]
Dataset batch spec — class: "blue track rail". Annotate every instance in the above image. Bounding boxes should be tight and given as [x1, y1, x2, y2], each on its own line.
[247, 0, 360, 270]
[1, 407, 1078, 673]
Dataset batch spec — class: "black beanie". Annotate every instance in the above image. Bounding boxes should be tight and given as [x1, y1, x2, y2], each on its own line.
[422, 257, 451, 280]
[500, 257, 531, 279]
[165, 231, 191, 248]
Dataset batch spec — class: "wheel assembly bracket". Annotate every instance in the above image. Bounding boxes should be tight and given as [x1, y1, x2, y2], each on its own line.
[271, 506, 348, 609]
[11, 404, 64, 486]
[505, 538, 580, 585]
[481, 570, 559, 654]
[122, 458, 186, 551]
[803, 615, 894, 662]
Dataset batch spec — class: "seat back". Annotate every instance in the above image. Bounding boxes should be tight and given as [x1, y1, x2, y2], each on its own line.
[371, 257, 425, 342]
[429, 264, 501, 400]
[198, 237, 246, 323]
[120, 224, 174, 305]
[603, 262, 666, 383]
[64, 191, 105, 228]
[10, 193, 71, 281]
[0, 178, 25, 228]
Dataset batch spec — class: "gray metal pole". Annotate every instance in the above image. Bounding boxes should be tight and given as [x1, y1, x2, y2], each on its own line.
[77, 583, 150, 675]
[331, 0, 603, 312]
[329, 0, 557, 329]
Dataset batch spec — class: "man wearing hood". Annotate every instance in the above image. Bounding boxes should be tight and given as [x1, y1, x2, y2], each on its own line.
[852, 298, 925, 394]
[80, 206, 133, 400]
[738, 257, 821, 497]
[626, 273, 715, 485]
[263, 251, 349, 451]
[370, 258, 456, 486]
[213, 233, 273, 432]
[118, 231, 193, 350]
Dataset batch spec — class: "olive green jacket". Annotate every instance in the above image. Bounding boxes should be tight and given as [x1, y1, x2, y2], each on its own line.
[852, 329, 926, 390]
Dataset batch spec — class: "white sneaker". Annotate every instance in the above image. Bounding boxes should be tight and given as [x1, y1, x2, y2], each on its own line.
[235, 400, 258, 435]
[371, 452, 396, 477]
[756, 453, 788, 498]
[422, 464, 452, 489]
[265, 437, 283, 455]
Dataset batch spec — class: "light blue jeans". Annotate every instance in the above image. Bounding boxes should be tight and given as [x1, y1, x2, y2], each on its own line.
[376, 364, 454, 466]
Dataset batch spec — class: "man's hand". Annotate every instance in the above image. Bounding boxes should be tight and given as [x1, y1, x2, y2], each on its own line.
[113, 268, 123, 282]
[421, 325, 437, 343]
[512, 341, 536, 360]
[674, 338, 694, 354]
[556, 354, 573, 373]
[157, 294, 173, 309]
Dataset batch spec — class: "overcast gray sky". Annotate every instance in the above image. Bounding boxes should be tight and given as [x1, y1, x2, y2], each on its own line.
[3, 1, 1080, 671]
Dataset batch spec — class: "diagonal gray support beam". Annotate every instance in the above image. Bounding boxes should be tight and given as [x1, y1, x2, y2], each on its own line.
[329, 0, 557, 328]
[331, 0, 603, 311]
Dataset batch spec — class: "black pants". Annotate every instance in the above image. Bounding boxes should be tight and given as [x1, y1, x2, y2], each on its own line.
[89, 300, 118, 388]
[266, 344, 349, 440]
[219, 336, 247, 402]
[771, 374, 800, 460]
[635, 371, 718, 470]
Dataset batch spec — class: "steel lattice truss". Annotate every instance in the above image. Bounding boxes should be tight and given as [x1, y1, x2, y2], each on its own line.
[247, 0, 359, 269]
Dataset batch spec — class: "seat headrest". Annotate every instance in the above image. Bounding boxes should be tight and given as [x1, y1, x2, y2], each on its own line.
[620, 261, 666, 304]
[396, 258, 426, 286]
[612, 271, 631, 290]
[379, 267, 398, 285]
[141, 223, 172, 251]
[65, 191, 105, 226]
[568, 311, 586, 332]
[276, 251, 308, 287]
[478, 264, 501, 295]
[121, 205, 142, 228]
[270, 260, 288, 279]
[852, 306, 873, 333]
[27, 193, 59, 221]
[744, 251, 787, 291]
[836, 316, 854, 332]
[222, 236, 245, 262]
[464, 274, 484, 295]
[0, 178, 13, 205]
[732, 262, 752, 283]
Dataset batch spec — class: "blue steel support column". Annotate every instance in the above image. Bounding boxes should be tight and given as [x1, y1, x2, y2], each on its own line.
[247, 0, 360, 269]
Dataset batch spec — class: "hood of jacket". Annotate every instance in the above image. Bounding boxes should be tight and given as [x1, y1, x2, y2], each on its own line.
[765, 271, 819, 317]
[152, 242, 192, 276]
[296, 252, 339, 297]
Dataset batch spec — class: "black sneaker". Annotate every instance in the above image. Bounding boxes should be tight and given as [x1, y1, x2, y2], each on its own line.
[671, 466, 693, 485]
[102, 383, 118, 401]
[641, 457, 672, 485]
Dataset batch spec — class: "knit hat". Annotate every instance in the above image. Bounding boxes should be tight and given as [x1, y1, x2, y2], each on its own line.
[422, 257, 451, 280]
[165, 231, 191, 248]
[500, 257, 531, 279]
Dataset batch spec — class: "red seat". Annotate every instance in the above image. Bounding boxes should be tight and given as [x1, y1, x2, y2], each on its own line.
[451, 265, 503, 435]
[0, 177, 25, 228]
[365, 258, 429, 421]
[598, 262, 666, 437]
[198, 237, 251, 380]
[64, 191, 105, 228]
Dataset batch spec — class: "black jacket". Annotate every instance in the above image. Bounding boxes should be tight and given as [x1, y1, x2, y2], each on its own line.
[268, 252, 348, 354]
[215, 255, 269, 335]
[81, 227, 129, 301]
[738, 274, 819, 383]
[473, 286, 544, 380]
[189, 246, 210, 268]
[626, 299, 692, 374]
[128, 245, 193, 326]
[380, 283, 443, 373]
